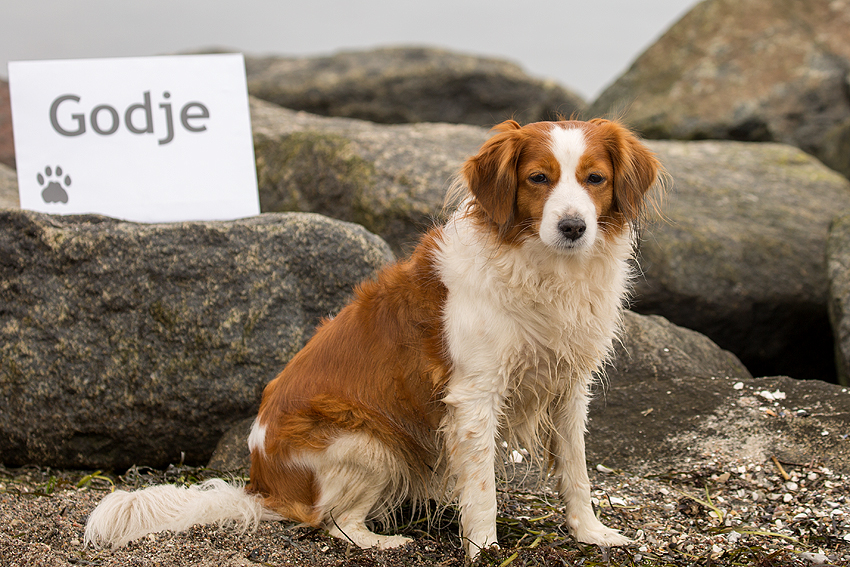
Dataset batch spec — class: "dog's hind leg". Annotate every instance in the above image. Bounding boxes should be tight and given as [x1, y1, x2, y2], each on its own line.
[305, 432, 412, 550]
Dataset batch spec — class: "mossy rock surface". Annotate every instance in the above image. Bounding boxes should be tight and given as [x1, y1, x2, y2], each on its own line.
[250, 97, 489, 254]
[0, 210, 393, 469]
[589, 0, 850, 179]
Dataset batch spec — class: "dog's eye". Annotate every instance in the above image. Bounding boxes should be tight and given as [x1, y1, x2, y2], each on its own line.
[587, 173, 605, 185]
[529, 173, 548, 184]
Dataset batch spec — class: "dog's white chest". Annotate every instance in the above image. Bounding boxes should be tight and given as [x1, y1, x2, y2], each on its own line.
[437, 219, 632, 392]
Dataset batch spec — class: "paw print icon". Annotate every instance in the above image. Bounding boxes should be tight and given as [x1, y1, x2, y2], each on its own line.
[38, 165, 71, 204]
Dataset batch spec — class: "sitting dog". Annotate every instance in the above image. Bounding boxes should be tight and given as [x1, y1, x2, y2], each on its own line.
[85, 118, 662, 558]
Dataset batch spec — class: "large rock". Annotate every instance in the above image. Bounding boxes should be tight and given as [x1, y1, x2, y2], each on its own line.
[635, 140, 850, 381]
[246, 46, 585, 127]
[0, 210, 394, 470]
[8, 98, 843, 383]
[250, 96, 489, 254]
[590, 0, 850, 179]
[828, 213, 850, 387]
[208, 310, 753, 472]
[606, 310, 751, 384]
[254, 103, 846, 381]
[0, 162, 17, 208]
[0, 79, 13, 169]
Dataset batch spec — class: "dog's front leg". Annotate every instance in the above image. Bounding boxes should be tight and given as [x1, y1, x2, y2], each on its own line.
[442, 383, 502, 558]
[551, 378, 631, 547]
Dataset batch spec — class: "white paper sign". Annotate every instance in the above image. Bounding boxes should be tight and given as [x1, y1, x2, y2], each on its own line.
[9, 54, 260, 222]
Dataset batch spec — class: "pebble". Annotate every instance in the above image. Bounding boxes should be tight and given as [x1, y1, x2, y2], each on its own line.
[800, 552, 829, 565]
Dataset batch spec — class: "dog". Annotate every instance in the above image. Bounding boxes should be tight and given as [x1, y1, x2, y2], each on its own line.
[85, 118, 661, 558]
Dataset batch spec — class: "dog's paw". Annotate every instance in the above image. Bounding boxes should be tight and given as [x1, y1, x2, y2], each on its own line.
[576, 525, 631, 547]
[567, 513, 631, 547]
[467, 540, 500, 560]
[328, 524, 412, 550]
[375, 534, 413, 550]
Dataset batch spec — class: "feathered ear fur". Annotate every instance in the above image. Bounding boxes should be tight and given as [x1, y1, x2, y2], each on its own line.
[461, 120, 523, 234]
[589, 119, 661, 223]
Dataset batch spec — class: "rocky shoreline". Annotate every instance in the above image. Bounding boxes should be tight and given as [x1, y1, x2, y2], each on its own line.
[2, 0, 850, 564]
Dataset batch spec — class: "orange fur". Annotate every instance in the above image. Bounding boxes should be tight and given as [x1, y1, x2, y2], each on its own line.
[85, 118, 662, 556]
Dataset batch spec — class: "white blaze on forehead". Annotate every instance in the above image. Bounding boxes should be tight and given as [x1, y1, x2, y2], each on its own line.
[539, 125, 598, 251]
[548, 126, 587, 179]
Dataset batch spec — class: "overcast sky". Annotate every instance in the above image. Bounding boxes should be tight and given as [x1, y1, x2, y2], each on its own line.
[0, 0, 700, 101]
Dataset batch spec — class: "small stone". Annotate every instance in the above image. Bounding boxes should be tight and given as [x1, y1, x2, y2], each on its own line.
[800, 552, 829, 565]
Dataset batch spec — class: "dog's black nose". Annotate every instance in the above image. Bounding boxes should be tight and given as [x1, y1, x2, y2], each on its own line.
[557, 216, 587, 241]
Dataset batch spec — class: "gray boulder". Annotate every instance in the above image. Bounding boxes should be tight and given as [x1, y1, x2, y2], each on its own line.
[0, 210, 394, 469]
[246, 46, 585, 127]
[0, 162, 17, 208]
[635, 140, 850, 381]
[251, 96, 489, 254]
[828, 213, 850, 387]
[207, 310, 753, 472]
[590, 0, 850, 179]
[253, 102, 847, 381]
[606, 310, 751, 384]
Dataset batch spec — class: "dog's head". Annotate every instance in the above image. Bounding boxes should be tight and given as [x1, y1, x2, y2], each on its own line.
[460, 118, 661, 252]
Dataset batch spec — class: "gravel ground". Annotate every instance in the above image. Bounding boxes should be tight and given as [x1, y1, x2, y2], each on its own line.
[1, 455, 848, 567]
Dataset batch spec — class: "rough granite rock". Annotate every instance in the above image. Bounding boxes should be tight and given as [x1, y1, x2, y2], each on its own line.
[0, 162, 17, 208]
[245, 46, 585, 127]
[6, 98, 839, 383]
[589, 0, 850, 179]
[828, 213, 850, 387]
[635, 140, 850, 381]
[254, 104, 844, 381]
[250, 96, 489, 254]
[0, 210, 394, 470]
[208, 310, 753, 472]
[605, 310, 751, 384]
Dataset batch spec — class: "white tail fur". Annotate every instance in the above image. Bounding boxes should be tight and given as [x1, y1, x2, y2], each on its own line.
[84, 479, 278, 548]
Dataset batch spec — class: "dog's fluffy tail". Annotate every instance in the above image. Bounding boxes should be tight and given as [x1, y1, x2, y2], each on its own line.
[84, 479, 279, 548]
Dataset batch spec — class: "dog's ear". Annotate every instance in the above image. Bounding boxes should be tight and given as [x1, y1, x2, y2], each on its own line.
[462, 120, 523, 233]
[589, 119, 661, 223]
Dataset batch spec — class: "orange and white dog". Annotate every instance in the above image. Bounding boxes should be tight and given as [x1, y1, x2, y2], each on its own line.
[85, 119, 661, 558]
